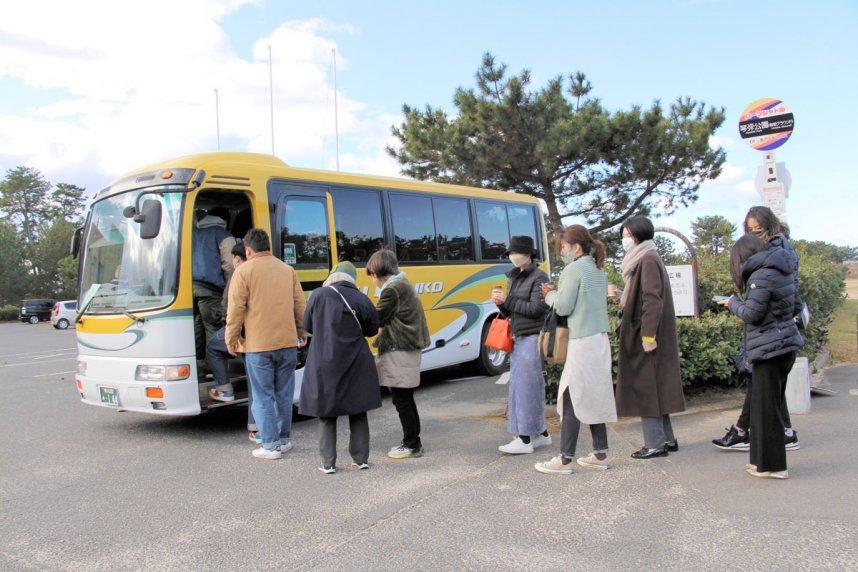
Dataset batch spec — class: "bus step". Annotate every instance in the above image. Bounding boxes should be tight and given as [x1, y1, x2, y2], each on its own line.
[202, 396, 249, 410]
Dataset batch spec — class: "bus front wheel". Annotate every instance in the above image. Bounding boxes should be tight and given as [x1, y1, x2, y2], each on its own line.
[475, 321, 510, 377]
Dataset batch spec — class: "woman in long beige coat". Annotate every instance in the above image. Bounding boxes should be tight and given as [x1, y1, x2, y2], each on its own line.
[615, 216, 685, 459]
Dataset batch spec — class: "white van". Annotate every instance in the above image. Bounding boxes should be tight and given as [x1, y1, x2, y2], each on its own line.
[51, 300, 77, 330]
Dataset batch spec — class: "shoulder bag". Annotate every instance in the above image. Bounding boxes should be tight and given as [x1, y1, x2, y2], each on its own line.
[538, 309, 568, 365]
[484, 315, 513, 353]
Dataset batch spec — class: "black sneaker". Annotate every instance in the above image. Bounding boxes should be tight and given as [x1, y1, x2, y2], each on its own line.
[712, 425, 749, 451]
[785, 430, 800, 451]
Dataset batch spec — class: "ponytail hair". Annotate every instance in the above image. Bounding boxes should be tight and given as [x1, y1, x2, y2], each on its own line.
[557, 224, 606, 269]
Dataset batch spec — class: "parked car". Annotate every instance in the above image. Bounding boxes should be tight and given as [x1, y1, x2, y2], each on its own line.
[51, 300, 78, 330]
[19, 299, 56, 324]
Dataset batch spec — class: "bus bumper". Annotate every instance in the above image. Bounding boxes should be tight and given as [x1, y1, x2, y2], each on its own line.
[75, 355, 202, 416]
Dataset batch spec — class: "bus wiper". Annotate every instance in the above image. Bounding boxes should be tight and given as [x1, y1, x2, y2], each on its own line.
[121, 310, 146, 324]
[75, 291, 129, 323]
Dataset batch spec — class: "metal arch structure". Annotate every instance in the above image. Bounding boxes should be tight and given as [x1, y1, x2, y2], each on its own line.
[655, 226, 699, 317]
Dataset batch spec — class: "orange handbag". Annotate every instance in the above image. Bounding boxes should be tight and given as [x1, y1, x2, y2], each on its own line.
[484, 315, 513, 353]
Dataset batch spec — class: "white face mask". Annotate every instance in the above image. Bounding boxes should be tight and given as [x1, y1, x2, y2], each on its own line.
[622, 237, 636, 253]
[561, 246, 575, 264]
[508, 253, 530, 268]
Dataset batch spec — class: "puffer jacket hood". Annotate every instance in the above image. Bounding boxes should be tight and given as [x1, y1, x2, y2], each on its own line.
[741, 243, 791, 282]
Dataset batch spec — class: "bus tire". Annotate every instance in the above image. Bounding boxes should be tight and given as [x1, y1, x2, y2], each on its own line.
[474, 320, 510, 377]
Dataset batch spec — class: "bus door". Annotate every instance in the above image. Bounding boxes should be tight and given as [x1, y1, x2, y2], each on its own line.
[271, 183, 337, 294]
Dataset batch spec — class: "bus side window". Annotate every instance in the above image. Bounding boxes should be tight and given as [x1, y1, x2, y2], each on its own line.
[433, 197, 473, 261]
[330, 188, 384, 265]
[281, 198, 330, 268]
[390, 193, 436, 263]
[476, 201, 509, 260]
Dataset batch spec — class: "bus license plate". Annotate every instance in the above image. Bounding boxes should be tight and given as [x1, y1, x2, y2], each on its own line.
[99, 386, 120, 407]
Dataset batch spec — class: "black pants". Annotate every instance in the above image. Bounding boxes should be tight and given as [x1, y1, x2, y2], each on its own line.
[390, 387, 421, 450]
[319, 413, 369, 469]
[749, 352, 796, 473]
[737, 375, 792, 430]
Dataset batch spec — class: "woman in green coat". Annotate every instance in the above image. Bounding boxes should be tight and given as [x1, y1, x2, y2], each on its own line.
[366, 249, 431, 460]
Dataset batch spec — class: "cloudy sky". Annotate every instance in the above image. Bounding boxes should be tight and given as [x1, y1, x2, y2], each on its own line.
[1, 0, 856, 245]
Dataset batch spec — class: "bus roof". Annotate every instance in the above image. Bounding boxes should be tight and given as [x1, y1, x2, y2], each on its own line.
[95, 151, 541, 205]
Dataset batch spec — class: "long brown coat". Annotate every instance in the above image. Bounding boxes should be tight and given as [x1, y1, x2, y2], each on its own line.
[615, 251, 686, 417]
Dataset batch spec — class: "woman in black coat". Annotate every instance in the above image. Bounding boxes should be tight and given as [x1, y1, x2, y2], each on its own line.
[299, 262, 381, 474]
[712, 206, 803, 451]
[719, 234, 804, 480]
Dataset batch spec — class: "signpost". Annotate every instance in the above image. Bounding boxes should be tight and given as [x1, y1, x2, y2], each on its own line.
[739, 98, 795, 219]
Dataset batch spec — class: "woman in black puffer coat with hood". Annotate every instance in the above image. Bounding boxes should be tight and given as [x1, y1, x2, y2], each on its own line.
[719, 234, 804, 480]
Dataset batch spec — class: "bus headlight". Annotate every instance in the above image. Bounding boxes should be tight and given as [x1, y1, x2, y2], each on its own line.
[77, 360, 87, 374]
[135, 364, 190, 381]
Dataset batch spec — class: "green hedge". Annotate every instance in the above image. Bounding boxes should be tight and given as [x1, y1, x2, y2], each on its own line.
[0, 304, 19, 321]
[546, 309, 743, 403]
[543, 233, 847, 403]
[794, 242, 847, 361]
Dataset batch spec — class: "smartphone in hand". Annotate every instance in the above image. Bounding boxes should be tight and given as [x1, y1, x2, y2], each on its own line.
[712, 295, 730, 303]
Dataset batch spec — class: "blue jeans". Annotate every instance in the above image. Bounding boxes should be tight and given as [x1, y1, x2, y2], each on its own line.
[207, 327, 256, 431]
[245, 348, 297, 451]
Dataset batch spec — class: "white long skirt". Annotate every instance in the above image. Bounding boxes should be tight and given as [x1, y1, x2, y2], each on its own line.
[557, 332, 617, 424]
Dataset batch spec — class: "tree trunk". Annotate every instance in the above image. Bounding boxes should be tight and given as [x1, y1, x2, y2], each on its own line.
[542, 183, 564, 236]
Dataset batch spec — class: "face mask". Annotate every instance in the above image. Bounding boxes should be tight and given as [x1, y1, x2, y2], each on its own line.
[561, 246, 575, 264]
[508, 253, 530, 268]
[622, 237, 636, 253]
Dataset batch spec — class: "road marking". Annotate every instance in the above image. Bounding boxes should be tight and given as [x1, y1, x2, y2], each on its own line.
[33, 353, 75, 359]
[0, 348, 77, 359]
[33, 371, 76, 378]
[0, 357, 78, 368]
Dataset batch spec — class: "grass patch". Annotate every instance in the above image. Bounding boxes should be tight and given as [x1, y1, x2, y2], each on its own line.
[828, 296, 858, 363]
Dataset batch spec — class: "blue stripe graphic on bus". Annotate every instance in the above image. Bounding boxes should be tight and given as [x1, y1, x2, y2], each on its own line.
[432, 265, 513, 308]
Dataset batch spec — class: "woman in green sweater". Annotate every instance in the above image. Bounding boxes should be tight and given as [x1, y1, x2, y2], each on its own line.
[367, 249, 431, 459]
[535, 225, 617, 474]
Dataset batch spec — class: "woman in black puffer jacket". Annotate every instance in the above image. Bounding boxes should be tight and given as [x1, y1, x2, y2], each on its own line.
[720, 234, 804, 479]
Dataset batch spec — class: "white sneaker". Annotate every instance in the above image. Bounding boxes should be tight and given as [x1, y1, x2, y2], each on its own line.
[577, 452, 610, 470]
[252, 447, 282, 460]
[531, 434, 553, 449]
[498, 437, 534, 455]
[279, 441, 293, 453]
[534, 455, 575, 475]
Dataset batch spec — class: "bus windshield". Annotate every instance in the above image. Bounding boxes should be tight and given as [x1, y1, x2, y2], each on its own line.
[79, 187, 184, 314]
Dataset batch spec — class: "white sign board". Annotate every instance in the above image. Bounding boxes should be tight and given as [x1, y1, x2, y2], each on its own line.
[761, 183, 787, 217]
[666, 265, 695, 317]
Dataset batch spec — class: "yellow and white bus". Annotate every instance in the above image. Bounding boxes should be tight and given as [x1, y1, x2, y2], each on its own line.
[73, 152, 550, 416]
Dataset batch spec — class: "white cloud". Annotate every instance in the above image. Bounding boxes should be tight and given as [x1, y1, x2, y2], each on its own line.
[0, 2, 395, 192]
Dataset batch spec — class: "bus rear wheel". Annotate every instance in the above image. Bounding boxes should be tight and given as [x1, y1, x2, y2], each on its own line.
[474, 320, 510, 377]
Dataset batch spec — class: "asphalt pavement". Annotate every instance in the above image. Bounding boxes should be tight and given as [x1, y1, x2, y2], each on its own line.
[1, 321, 857, 571]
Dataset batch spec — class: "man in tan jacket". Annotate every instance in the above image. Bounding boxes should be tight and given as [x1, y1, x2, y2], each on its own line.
[226, 228, 306, 460]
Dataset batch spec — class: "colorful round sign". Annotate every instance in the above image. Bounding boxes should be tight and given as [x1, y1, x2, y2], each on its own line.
[738, 98, 794, 151]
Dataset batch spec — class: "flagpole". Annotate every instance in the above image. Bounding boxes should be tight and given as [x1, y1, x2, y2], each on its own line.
[268, 45, 275, 155]
[214, 88, 221, 151]
[332, 48, 340, 171]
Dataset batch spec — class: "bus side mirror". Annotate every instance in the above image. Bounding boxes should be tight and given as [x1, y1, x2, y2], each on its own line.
[138, 199, 163, 239]
[70, 226, 83, 257]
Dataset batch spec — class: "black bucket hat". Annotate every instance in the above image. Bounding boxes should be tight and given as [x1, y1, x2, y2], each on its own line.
[504, 235, 538, 256]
